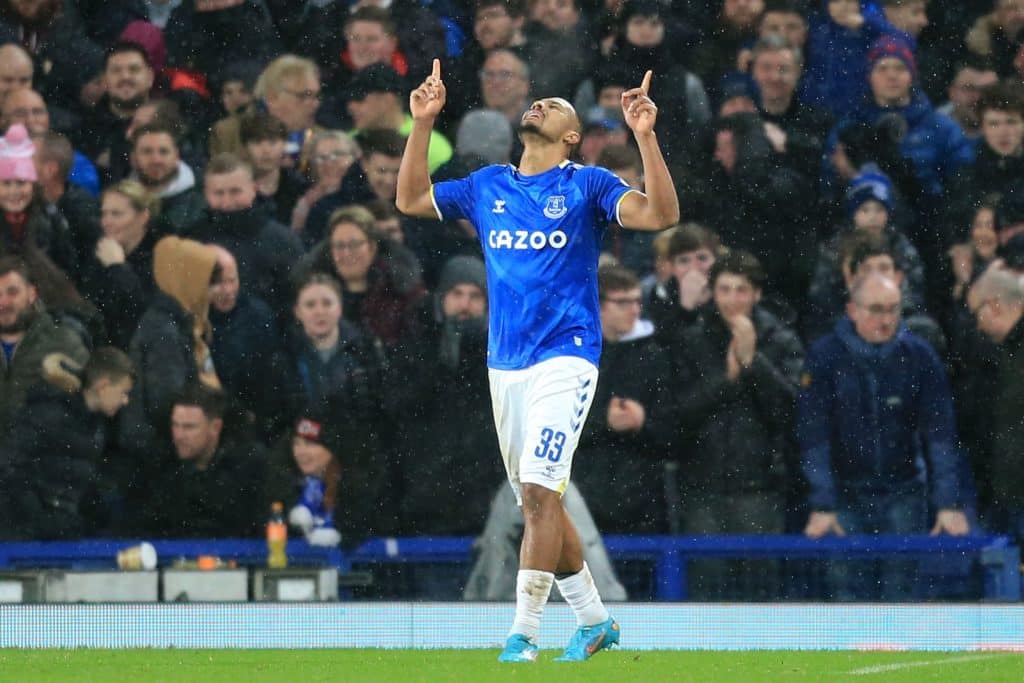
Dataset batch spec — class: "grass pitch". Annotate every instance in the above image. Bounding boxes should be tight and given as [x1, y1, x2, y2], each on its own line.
[1, 649, 1022, 683]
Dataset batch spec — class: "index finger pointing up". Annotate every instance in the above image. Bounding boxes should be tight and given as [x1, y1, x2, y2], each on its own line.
[432, 59, 441, 80]
[640, 70, 652, 95]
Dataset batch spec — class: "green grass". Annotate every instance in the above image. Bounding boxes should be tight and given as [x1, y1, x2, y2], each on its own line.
[1, 650, 1023, 683]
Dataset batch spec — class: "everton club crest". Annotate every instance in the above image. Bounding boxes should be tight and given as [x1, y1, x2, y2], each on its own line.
[543, 195, 567, 219]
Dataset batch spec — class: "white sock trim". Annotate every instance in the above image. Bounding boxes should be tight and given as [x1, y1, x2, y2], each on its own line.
[555, 562, 610, 626]
[510, 569, 554, 642]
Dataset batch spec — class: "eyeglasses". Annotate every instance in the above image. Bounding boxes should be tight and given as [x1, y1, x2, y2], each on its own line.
[331, 239, 368, 252]
[315, 150, 354, 163]
[857, 302, 901, 318]
[283, 88, 322, 102]
[479, 70, 523, 82]
[605, 296, 642, 307]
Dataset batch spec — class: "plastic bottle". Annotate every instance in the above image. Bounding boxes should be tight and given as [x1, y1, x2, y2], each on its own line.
[267, 501, 288, 569]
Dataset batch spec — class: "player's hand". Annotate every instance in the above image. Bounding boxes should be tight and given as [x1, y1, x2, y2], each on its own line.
[621, 70, 658, 136]
[804, 511, 845, 538]
[410, 59, 446, 121]
[930, 509, 969, 536]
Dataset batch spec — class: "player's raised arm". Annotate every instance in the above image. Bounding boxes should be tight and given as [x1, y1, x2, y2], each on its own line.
[616, 70, 680, 232]
[396, 58, 446, 219]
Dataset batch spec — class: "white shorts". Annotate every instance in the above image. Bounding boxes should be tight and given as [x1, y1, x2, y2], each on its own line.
[488, 356, 599, 505]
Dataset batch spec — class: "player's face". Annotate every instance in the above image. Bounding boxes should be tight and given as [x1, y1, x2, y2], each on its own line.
[294, 283, 342, 341]
[443, 283, 486, 321]
[713, 273, 760, 319]
[292, 436, 333, 477]
[330, 222, 378, 286]
[519, 98, 579, 146]
[601, 287, 642, 337]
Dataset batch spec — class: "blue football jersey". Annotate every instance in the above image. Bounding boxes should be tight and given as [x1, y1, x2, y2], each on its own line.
[431, 160, 637, 370]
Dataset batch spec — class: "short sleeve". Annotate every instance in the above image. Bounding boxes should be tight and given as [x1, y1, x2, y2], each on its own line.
[583, 166, 639, 226]
[431, 175, 475, 222]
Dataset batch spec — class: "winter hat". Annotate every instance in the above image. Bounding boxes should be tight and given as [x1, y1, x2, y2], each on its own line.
[120, 21, 166, 73]
[294, 416, 343, 455]
[846, 168, 894, 218]
[867, 35, 916, 76]
[0, 124, 37, 182]
[456, 109, 513, 165]
[620, 0, 666, 25]
[437, 255, 487, 296]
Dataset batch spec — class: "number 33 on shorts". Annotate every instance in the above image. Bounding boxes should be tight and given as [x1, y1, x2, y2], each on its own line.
[535, 428, 567, 462]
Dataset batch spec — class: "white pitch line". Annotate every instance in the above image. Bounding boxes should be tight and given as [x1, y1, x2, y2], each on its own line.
[847, 653, 1003, 675]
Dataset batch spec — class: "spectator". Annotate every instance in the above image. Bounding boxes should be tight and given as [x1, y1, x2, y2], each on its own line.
[163, 0, 283, 83]
[0, 42, 32, 102]
[33, 132, 101, 272]
[303, 128, 406, 246]
[81, 180, 160, 350]
[207, 245, 286, 442]
[478, 48, 533, 138]
[0, 255, 88, 431]
[670, 251, 803, 539]
[0, 347, 133, 539]
[282, 271, 389, 436]
[185, 153, 303, 318]
[345, 63, 452, 171]
[805, 168, 926, 340]
[128, 122, 205, 233]
[291, 131, 360, 236]
[798, 273, 969, 598]
[213, 59, 260, 117]
[391, 255, 505, 535]
[967, 266, 1024, 543]
[299, 205, 426, 346]
[0, 124, 77, 280]
[598, 144, 651, 276]
[117, 97, 207, 187]
[572, 265, 676, 534]
[119, 235, 221, 459]
[264, 414, 393, 549]
[523, 0, 598, 101]
[736, 0, 810, 70]
[144, 383, 267, 538]
[692, 0, 766, 103]
[948, 201, 1001, 306]
[79, 41, 155, 176]
[578, 108, 629, 166]
[801, 0, 891, 118]
[648, 223, 721, 341]
[965, 0, 1024, 78]
[240, 111, 310, 226]
[639, 224, 678, 315]
[937, 56, 1000, 139]
[210, 55, 323, 173]
[878, 0, 929, 43]
[749, 35, 835, 183]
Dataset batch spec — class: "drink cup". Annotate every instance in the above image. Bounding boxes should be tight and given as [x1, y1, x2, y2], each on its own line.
[117, 542, 157, 571]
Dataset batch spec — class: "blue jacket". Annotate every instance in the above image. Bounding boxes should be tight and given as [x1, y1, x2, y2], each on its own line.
[797, 317, 961, 510]
[824, 90, 975, 197]
[800, 1, 890, 118]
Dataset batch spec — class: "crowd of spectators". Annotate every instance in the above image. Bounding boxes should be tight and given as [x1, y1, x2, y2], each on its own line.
[0, 1, 1022, 586]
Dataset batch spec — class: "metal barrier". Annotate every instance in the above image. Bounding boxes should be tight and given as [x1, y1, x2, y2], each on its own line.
[0, 535, 1018, 601]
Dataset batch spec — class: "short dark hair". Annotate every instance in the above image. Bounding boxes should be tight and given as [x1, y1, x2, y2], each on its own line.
[475, 0, 526, 19]
[205, 152, 252, 178]
[977, 81, 1024, 118]
[345, 5, 396, 34]
[130, 121, 179, 149]
[708, 250, 766, 290]
[598, 143, 641, 172]
[104, 40, 152, 71]
[0, 256, 33, 285]
[239, 112, 288, 145]
[82, 347, 135, 388]
[598, 264, 641, 299]
[358, 128, 406, 158]
[667, 223, 721, 258]
[173, 384, 227, 422]
[37, 131, 73, 180]
[841, 231, 897, 274]
[294, 270, 343, 304]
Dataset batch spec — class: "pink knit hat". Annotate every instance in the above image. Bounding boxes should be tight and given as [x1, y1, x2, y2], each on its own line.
[0, 124, 36, 182]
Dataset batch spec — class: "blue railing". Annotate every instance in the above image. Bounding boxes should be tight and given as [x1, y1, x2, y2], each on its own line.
[0, 535, 1017, 601]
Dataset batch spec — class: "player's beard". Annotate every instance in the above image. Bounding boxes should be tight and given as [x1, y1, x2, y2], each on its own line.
[517, 121, 556, 144]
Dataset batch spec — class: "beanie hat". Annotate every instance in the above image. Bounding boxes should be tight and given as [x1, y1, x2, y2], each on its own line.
[0, 124, 37, 182]
[294, 416, 343, 455]
[438, 255, 487, 296]
[867, 35, 916, 76]
[120, 21, 166, 73]
[846, 168, 894, 218]
[456, 109, 513, 165]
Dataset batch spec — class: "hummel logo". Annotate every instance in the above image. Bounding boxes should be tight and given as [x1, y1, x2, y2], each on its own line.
[492, 199, 506, 213]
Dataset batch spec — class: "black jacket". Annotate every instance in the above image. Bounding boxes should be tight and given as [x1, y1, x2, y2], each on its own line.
[81, 227, 159, 350]
[991, 317, 1024, 509]
[667, 305, 804, 494]
[573, 325, 678, 533]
